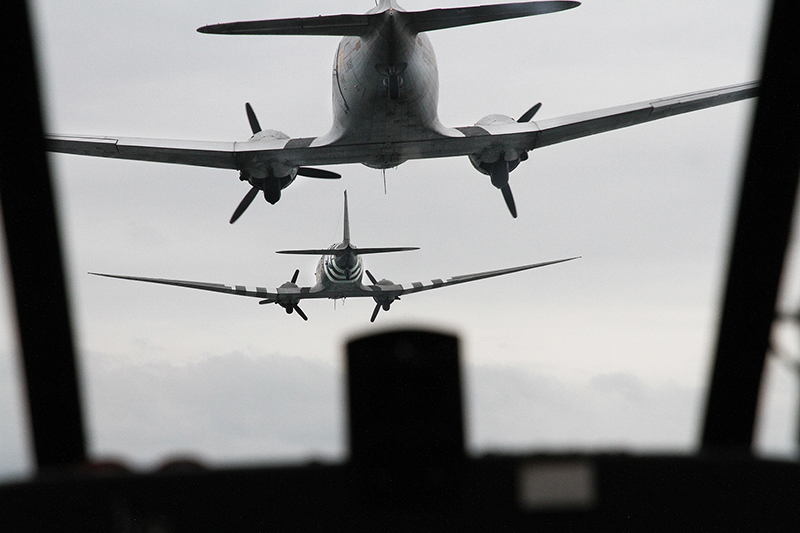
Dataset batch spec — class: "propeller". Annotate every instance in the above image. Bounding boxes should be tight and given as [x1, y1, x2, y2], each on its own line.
[370, 303, 382, 323]
[486, 160, 517, 218]
[286, 270, 306, 320]
[365, 270, 399, 322]
[246, 103, 341, 179]
[258, 269, 307, 320]
[290, 304, 308, 321]
[516, 103, 541, 163]
[366, 270, 383, 322]
[296, 167, 341, 179]
[477, 103, 540, 218]
[229, 103, 342, 223]
[517, 102, 542, 123]
[246, 102, 261, 134]
[230, 186, 259, 224]
[500, 183, 517, 218]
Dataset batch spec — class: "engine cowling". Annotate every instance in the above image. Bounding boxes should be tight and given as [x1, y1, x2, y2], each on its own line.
[229, 103, 342, 223]
[466, 114, 530, 218]
[248, 128, 289, 143]
[367, 277, 401, 321]
[240, 129, 298, 204]
[468, 115, 526, 177]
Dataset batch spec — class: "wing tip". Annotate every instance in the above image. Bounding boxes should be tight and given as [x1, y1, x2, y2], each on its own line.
[197, 25, 221, 34]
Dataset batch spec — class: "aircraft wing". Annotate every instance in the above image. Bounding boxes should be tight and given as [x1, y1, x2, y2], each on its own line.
[89, 272, 289, 299]
[46, 136, 240, 169]
[87, 271, 356, 303]
[437, 81, 759, 161]
[90, 256, 577, 303]
[362, 256, 580, 299]
[45, 81, 757, 172]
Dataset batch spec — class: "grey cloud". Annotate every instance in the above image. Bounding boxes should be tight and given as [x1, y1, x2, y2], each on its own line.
[82, 350, 345, 467]
[83, 353, 708, 468]
[3, 349, 796, 480]
[466, 365, 703, 451]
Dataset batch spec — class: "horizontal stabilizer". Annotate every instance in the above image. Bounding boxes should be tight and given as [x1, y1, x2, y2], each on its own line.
[349, 247, 419, 255]
[198, 14, 373, 36]
[407, 1, 580, 33]
[198, 2, 579, 37]
[277, 246, 419, 256]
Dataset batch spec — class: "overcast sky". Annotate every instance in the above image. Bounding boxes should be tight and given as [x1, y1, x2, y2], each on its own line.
[4, 0, 797, 480]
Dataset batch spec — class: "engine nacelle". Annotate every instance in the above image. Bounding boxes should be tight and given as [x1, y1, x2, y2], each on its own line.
[465, 114, 533, 218]
[468, 115, 526, 177]
[475, 113, 516, 127]
[371, 278, 399, 309]
[240, 129, 299, 203]
[248, 128, 290, 143]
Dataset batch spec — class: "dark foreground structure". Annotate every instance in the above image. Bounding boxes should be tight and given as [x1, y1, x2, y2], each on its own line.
[3, 329, 800, 531]
[2, 1, 800, 530]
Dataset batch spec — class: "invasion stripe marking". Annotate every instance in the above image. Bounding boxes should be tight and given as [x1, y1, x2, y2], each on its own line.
[284, 137, 315, 149]
[455, 126, 491, 137]
[256, 287, 267, 294]
[235, 285, 247, 292]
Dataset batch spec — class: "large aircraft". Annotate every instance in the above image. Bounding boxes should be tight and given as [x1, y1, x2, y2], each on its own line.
[46, 1, 758, 220]
[90, 192, 578, 322]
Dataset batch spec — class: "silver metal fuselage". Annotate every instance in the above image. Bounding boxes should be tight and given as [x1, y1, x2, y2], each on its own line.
[316, 0, 455, 168]
[310, 2, 440, 294]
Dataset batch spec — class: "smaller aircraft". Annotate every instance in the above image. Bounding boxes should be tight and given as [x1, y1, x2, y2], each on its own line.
[90, 192, 578, 322]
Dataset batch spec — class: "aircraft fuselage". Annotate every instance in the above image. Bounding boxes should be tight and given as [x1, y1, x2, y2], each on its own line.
[314, 246, 365, 293]
[321, 1, 454, 168]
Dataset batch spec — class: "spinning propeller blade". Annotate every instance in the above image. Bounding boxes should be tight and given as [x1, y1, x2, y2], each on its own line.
[245, 102, 261, 134]
[517, 102, 542, 123]
[229, 186, 259, 224]
[293, 305, 308, 321]
[487, 160, 517, 218]
[238, 103, 340, 217]
[501, 184, 517, 218]
[297, 167, 341, 179]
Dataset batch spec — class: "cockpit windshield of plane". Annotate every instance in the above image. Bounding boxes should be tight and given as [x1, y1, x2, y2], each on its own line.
[5, 0, 796, 487]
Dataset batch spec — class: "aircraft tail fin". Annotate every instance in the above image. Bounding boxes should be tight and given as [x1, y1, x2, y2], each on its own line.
[276, 190, 418, 256]
[343, 191, 350, 246]
[407, 1, 580, 33]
